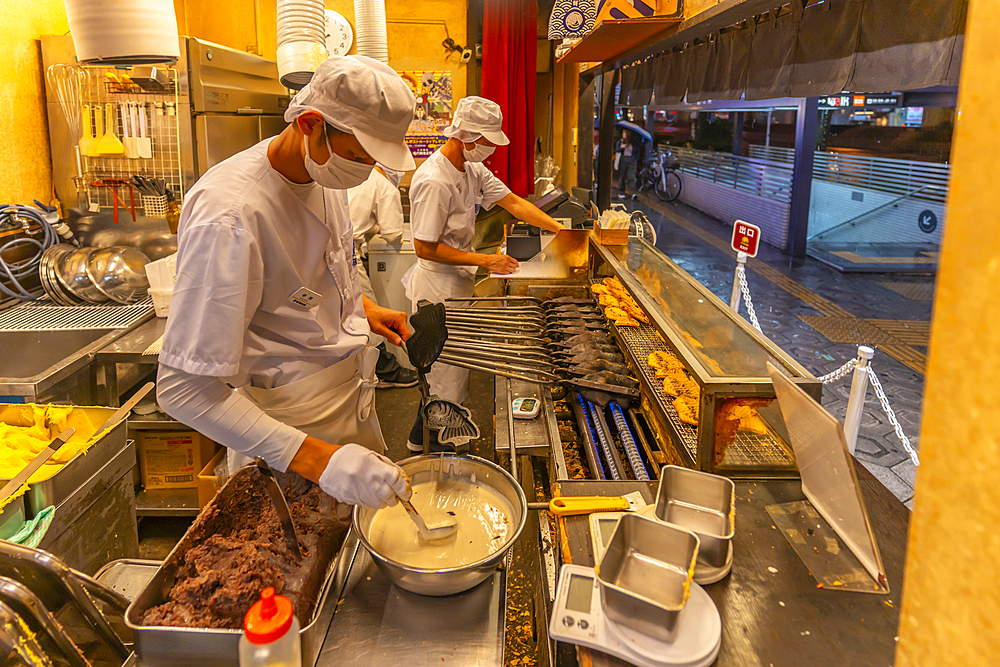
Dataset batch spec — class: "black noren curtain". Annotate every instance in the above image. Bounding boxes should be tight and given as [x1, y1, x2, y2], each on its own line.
[848, 0, 967, 91]
[789, 0, 863, 96]
[652, 50, 688, 104]
[629, 61, 654, 106]
[744, 11, 799, 100]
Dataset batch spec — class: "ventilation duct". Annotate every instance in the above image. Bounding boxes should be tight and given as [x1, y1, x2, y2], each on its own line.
[354, 0, 389, 64]
[277, 0, 329, 89]
[64, 0, 180, 65]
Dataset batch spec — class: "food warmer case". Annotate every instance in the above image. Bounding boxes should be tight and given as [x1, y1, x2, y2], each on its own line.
[496, 235, 822, 481]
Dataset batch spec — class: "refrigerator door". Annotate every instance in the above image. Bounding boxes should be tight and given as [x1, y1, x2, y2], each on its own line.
[187, 38, 289, 114]
[195, 115, 264, 173]
[259, 115, 288, 141]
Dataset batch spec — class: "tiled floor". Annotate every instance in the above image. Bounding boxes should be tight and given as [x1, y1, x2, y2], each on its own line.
[634, 196, 935, 508]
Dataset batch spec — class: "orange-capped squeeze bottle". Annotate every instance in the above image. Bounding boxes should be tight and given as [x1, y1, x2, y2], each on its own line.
[239, 587, 301, 667]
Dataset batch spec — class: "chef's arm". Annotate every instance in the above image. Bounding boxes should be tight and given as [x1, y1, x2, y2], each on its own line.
[156, 364, 308, 473]
[496, 193, 566, 233]
[413, 239, 519, 274]
[157, 365, 408, 506]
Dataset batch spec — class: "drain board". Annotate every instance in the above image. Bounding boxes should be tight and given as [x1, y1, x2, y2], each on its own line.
[0, 299, 153, 331]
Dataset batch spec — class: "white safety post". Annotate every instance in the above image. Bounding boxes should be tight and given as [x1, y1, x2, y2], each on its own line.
[843, 345, 875, 455]
[730, 251, 748, 313]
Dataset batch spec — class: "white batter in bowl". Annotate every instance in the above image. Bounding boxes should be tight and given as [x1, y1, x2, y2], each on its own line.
[368, 478, 514, 569]
[353, 454, 528, 596]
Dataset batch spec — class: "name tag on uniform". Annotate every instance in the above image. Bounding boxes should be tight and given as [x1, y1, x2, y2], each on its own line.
[287, 287, 323, 310]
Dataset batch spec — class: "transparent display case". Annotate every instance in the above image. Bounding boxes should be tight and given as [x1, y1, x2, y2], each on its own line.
[591, 238, 821, 478]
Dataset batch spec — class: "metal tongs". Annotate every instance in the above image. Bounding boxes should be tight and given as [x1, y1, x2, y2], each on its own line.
[254, 457, 302, 559]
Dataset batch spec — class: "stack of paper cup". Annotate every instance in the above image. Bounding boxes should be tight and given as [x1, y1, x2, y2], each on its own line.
[354, 0, 389, 64]
[145, 253, 177, 318]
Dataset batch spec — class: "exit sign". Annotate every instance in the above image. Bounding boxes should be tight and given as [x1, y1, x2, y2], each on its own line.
[731, 220, 761, 257]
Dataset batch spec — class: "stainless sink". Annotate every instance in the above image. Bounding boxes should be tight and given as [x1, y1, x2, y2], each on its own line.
[0, 328, 131, 401]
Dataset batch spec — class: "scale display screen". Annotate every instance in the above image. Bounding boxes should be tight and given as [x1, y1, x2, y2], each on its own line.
[566, 574, 594, 613]
[598, 519, 618, 546]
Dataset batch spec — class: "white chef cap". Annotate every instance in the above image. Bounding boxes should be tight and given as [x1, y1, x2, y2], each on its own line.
[285, 56, 417, 172]
[446, 96, 509, 146]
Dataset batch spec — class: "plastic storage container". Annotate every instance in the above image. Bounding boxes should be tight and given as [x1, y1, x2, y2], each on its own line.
[239, 587, 301, 666]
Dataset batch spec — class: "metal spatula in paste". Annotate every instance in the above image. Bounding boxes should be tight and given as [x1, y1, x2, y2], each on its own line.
[254, 457, 302, 559]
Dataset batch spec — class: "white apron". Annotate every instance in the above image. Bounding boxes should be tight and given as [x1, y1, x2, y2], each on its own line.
[228, 347, 385, 472]
[402, 259, 475, 404]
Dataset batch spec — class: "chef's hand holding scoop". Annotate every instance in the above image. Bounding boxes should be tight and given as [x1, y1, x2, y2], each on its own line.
[319, 444, 412, 509]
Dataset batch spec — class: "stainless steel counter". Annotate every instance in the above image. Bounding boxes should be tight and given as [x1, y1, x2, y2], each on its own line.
[317, 540, 507, 666]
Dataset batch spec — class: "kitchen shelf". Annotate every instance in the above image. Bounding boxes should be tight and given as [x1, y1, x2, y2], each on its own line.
[556, 17, 681, 64]
[127, 412, 183, 430]
[135, 487, 200, 517]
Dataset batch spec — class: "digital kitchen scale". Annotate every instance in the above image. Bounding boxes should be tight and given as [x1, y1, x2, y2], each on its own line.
[550, 564, 721, 667]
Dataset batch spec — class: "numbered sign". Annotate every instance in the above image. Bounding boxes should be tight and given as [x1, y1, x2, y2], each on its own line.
[731, 220, 761, 257]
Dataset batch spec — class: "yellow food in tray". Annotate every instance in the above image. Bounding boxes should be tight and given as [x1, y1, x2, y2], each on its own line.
[621, 303, 649, 323]
[723, 404, 769, 435]
[604, 306, 630, 321]
[673, 396, 699, 426]
[647, 351, 675, 369]
[598, 294, 620, 308]
[0, 404, 105, 483]
[611, 316, 640, 327]
[602, 276, 625, 296]
[590, 284, 611, 296]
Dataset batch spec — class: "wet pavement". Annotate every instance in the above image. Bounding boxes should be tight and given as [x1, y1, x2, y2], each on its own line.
[635, 196, 934, 509]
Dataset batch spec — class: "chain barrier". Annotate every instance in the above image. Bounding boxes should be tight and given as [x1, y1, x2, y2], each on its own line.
[868, 368, 920, 467]
[816, 358, 858, 384]
[733, 261, 919, 466]
[736, 264, 762, 333]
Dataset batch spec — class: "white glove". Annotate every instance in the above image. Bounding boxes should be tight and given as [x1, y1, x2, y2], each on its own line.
[318, 444, 410, 509]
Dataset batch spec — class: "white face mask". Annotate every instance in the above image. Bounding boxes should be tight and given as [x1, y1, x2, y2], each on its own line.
[463, 142, 495, 163]
[303, 126, 373, 189]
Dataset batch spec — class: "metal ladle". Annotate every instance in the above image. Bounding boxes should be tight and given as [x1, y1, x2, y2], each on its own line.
[399, 495, 458, 541]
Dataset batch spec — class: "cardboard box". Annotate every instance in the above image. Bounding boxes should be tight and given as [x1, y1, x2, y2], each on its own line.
[595, 221, 629, 246]
[196, 448, 228, 509]
[138, 431, 219, 490]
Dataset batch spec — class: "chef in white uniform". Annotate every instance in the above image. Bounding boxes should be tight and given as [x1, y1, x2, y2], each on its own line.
[156, 57, 416, 510]
[403, 96, 565, 451]
[348, 165, 417, 388]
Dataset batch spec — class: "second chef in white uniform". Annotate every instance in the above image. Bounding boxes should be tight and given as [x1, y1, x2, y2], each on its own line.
[403, 96, 564, 451]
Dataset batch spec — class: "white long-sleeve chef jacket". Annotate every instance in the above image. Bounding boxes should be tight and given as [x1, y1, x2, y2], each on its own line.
[348, 168, 403, 256]
[408, 150, 510, 255]
[156, 138, 371, 468]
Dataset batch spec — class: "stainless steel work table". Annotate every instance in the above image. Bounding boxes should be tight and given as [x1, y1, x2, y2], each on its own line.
[555, 468, 909, 667]
[316, 538, 507, 666]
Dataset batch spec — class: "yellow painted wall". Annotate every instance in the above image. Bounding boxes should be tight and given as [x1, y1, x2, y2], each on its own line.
[895, 0, 1000, 663]
[0, 0, 69, 205]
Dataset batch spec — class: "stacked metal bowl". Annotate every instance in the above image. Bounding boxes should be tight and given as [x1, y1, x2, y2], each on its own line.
[39, 244, 151, 305]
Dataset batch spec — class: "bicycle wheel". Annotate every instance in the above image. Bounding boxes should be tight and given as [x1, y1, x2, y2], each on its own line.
[656, 171, 682, 202]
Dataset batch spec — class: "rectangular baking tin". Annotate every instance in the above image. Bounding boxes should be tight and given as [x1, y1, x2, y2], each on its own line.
[654, 465, 735, 569]
[596, 514, 698, 643]
[124, 468, 359, 667]
[0, 405, 124, 517]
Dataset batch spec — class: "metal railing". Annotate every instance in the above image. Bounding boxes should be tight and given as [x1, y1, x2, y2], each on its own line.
[747, 145, 951, 206]
[808, 183, 947, 241]
[668, 147, 794, 204]
[812, 152, 950, 205]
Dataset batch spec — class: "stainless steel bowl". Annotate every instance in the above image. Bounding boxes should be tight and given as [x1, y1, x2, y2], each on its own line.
[86, 246, 151, 304]
[353, 454, 527, 596]
[39, 245, 80, 305]
[55, 246, 109, 303]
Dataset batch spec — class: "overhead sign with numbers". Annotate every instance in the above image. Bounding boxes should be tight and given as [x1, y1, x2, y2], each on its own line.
[731, 220, 761, 257]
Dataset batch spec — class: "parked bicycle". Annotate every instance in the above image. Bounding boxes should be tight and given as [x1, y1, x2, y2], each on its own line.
[638, 151, 683, 202]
